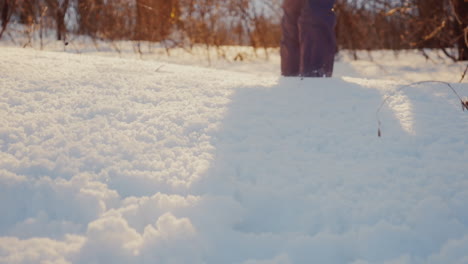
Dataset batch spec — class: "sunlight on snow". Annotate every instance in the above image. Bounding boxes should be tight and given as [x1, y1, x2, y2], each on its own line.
[1, 46, 468, 264]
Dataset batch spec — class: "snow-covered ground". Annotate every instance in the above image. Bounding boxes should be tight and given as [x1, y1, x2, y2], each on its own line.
[1, 42, 468, 264]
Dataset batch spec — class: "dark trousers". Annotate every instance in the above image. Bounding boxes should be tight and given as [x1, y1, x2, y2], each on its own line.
[281, 0, 337, 77]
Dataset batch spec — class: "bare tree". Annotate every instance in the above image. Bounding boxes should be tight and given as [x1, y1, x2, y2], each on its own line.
[0, 0, 14, 38]
[44, 0, 70, 41]
[450, 0, 468, 60]
[136, 0, 180, 41]
[76, 0, 103, 37]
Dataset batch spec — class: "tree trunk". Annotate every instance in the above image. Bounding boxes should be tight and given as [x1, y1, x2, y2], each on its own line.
[77, 0, 103, 37]
[451, 0, 468, 60]
[56, 8, 65, 40]
[45, 0, 69, 41]
[0, 0, 10, 38]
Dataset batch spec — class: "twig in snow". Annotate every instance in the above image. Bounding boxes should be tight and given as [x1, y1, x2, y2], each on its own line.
[155, 65, 165, 72]
[460, 64, 468, 83]
[376, 80, 467, 137]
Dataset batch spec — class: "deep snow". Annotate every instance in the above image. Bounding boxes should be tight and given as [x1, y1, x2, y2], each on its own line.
[1, 45, 468, 264]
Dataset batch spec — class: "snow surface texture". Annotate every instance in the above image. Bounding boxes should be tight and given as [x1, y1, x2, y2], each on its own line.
[1, 46, 468, 264]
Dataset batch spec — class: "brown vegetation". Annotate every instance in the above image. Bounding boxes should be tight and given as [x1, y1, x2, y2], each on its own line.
[0, 0, 466, 60]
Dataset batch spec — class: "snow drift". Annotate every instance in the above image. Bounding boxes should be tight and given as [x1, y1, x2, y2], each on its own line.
[1, 46, 468, 264]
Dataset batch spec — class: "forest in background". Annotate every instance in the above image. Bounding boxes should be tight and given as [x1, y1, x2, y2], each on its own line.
[0, 0, 467, 61]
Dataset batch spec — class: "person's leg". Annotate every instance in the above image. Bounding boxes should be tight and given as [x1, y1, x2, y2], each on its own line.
[280, 0, 303, 76]
[299, 0, 337, 77]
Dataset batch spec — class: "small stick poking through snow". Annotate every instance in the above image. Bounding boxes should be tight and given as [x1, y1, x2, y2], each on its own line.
[155, 65, 165, 72]
[460, 65, 468, 83]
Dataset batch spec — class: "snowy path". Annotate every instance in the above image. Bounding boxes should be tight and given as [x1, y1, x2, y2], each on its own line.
[1, 47, 468, 264]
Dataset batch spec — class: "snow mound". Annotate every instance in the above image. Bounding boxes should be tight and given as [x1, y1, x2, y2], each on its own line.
[1, 47, 468, 264]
